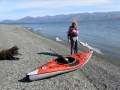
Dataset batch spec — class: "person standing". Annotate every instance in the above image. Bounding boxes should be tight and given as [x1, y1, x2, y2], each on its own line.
[67, 20, 79, 54]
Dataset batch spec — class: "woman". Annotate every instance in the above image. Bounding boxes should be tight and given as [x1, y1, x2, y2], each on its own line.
[67, 20, 79, 54]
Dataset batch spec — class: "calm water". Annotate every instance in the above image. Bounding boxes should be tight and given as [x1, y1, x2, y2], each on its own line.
[7, 19, 120, 66]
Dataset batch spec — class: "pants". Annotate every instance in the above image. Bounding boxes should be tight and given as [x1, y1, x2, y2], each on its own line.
[70, 36, 78, 54]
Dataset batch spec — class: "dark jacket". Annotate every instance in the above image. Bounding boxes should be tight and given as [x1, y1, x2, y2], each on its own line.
[67, 26, 78, 39]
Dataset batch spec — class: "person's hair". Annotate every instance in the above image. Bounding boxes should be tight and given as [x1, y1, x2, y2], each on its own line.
[72, 20, 77, 28]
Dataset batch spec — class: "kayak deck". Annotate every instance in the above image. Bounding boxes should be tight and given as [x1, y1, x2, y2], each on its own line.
[37, 51, 93, 74]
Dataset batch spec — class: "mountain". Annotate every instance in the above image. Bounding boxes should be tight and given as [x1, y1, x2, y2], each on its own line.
[1, 11, 120, 23]
[1, 19, 16, 23]
[16, 16, 36, 23]
[68, 11, 120, 21]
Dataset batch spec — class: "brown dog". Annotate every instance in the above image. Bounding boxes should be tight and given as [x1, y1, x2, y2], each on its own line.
[0, 45, 22, 60]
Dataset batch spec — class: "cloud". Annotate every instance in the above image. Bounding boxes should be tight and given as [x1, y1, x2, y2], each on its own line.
[0, 0, 114, 11]
[0, 0, 120, 20]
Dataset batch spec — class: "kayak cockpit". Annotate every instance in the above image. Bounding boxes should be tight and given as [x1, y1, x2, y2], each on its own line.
[56, 56, 79, 66]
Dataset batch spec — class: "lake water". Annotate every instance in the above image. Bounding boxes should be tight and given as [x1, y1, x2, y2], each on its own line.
[7, 19, 120, 66]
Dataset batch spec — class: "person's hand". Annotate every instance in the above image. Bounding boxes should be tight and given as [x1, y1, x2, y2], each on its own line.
[68, 39, 70, 43]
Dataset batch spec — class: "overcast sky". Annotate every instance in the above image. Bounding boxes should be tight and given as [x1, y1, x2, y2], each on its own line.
[0, 0, 120, 21]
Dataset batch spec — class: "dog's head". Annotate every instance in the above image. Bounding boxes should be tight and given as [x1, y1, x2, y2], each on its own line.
[10, 45, 20, 56]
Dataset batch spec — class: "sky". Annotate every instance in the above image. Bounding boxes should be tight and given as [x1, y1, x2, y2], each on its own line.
[0, 0, 120, 21]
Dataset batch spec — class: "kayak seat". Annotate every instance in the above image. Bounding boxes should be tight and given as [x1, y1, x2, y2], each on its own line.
[68, 60, 79, 66]
[56, 56, 78, 66]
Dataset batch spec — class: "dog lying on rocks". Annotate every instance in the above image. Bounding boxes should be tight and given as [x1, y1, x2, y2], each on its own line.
[0, 45, 22, 60]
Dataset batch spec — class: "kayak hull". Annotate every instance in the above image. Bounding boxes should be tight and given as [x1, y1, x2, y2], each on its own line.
[27, 68, 77, 81]
[27, 51, 93, 81]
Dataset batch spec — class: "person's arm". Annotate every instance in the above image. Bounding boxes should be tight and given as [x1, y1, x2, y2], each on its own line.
[67, 26, 72, 39]
[67, 26, 71, 43]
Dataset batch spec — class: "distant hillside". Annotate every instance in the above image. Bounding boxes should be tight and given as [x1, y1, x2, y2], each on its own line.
[1, 11, 120, 23]
[68, 12, 120, 21]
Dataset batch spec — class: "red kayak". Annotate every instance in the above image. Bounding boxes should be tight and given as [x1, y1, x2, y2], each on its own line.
[27, 51, 93, 81]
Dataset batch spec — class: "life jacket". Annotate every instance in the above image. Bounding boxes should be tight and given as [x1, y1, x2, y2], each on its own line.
[70, 29, 78, 37]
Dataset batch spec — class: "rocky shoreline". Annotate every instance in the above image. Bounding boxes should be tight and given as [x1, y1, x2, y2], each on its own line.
[0, 24, 120, 90]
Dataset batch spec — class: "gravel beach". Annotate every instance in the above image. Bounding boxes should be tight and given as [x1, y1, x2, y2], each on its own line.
[0, 24, 120, 90]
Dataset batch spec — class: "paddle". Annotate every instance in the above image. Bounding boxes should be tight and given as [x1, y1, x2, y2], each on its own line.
[78, 40, 90, 52]
[78, 40, 102, 53]
[78, 40, 84, 46]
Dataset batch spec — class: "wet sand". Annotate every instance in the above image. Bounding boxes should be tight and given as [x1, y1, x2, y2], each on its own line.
[0, 24, 120, 90]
